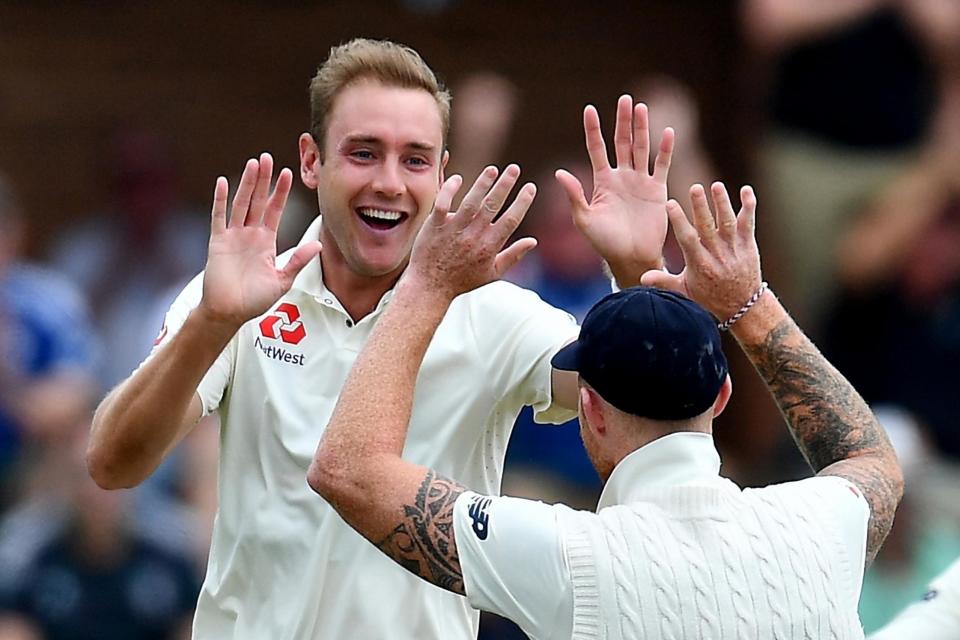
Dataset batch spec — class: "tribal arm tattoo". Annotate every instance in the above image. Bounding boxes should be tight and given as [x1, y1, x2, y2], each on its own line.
[738, 312, 904, 566]
[376, 469, 467, 595]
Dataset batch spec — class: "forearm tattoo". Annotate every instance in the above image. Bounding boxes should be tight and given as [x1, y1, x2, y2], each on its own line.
[376, 469, 467, 594]
[742, 317, 902, 565]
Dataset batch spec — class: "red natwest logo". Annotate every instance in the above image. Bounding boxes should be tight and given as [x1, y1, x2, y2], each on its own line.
[259, 302, 306, 345]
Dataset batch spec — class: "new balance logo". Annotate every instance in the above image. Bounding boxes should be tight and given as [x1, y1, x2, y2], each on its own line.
[468, 495, 491, 541]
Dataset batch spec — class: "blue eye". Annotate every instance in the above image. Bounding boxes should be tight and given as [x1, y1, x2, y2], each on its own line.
[407, 157, 428, 167]
[352, 150, 374, 160]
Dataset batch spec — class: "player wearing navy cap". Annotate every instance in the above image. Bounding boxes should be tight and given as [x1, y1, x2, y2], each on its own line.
[311, 179, 903, 639]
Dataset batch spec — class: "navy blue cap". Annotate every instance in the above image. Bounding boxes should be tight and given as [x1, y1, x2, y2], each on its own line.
[552, 287, 728, 420]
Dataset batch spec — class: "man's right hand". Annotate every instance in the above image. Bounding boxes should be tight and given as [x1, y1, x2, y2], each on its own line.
[200, 153, 322, 330]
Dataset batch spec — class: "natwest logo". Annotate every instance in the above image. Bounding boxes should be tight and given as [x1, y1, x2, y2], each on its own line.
[258, 302, 306, 345]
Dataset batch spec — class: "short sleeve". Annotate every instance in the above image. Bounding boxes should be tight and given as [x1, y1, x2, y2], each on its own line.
[139, 271, 234, 416]
[468, 282, 579, 424]
[453, 491, 572, 639]
[869, 557, 960, 639]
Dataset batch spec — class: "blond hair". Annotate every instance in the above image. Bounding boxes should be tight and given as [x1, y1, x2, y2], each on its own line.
[309, 38, 451, 154]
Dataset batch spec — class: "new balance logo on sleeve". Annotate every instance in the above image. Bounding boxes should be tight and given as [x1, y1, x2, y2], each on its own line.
[468, 496, 492, 540]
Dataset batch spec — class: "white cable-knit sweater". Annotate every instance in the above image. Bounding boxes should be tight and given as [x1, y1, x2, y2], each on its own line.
[454, 432, 870, 639]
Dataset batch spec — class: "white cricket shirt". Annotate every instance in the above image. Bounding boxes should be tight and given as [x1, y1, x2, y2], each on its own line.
[150, 217, 580, 639]
[454, 432, 871, 639]
[869, 556, 960, 639]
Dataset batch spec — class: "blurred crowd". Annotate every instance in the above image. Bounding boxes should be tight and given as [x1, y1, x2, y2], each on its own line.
[2, 2, 960, 638]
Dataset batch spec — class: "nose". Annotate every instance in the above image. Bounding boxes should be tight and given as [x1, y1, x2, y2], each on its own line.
[372, 159, 405, 198]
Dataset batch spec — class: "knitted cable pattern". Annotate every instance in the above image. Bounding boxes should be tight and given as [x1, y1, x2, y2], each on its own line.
[788, 488, 848, 639]
[713, 514, 759, 640]
[602, 513, 647, 640]
[752, 492, 820, 640]
[670, 518, 722, 639]
[739, 499, 791, 639]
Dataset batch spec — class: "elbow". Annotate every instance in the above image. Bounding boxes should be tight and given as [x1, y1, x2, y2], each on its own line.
[306, 446, 346, 502]
[85, 439, 146, 490]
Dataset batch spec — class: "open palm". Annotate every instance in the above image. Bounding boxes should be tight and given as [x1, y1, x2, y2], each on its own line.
[201, 153, 321, 328]
[556, 96, 674, 286]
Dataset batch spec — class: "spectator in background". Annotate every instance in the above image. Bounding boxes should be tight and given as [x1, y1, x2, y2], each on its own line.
[823, 62, 960, 460]
[445, 72, 518, 205]
[49, 128, 207, 390]
[0, 174, 100, 506]
[0, 426, 199, 640]
[741, 0, 960, 330]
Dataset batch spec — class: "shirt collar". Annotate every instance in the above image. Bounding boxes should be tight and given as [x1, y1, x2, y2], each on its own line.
[291, 216, 396, 312]
[597, 431, 721, 511]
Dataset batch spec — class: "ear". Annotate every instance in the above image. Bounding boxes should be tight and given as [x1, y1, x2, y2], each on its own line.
[580, 385, 607, 437]
[712, 374, 733, 418]
[299, 132, 322, 189]
[439, 149, 450, 186]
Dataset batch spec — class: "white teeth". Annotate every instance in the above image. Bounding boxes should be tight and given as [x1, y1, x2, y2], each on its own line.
[359, 208, 402, 221]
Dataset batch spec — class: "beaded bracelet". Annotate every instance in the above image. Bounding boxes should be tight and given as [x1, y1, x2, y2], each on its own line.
[718, 281, 768, 331]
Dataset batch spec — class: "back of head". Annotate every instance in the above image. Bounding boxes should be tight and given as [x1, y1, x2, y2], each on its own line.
[553, 287, 728, 423]
[308, 38, 451, 154]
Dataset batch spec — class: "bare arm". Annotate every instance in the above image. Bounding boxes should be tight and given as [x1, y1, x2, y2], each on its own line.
[87, 153, 320, 489]
[731, 294, 902, 565]
[642, 182, 903, 566]
[308, 166, 537, 593]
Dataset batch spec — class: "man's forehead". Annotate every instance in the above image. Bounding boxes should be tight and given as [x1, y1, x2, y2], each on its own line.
[327, 81, 443, 149]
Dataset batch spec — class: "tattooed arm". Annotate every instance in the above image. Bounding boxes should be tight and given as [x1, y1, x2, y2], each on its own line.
[731, 293, 903, 565]
[641, 181, 903, 567]
[307, 167, 537, 594]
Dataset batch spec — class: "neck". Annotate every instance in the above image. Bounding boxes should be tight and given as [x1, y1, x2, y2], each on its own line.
[319, 227, 406, 322]
[608, 419, 713, 472]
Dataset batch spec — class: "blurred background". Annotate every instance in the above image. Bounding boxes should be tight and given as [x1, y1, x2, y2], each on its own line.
[1, 1, 959, 638]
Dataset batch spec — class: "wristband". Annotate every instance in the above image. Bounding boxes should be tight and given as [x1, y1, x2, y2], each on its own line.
[718, 281, 767, 331]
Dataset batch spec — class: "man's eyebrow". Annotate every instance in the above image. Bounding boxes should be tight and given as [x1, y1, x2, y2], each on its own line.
[339, 135, 437, 153]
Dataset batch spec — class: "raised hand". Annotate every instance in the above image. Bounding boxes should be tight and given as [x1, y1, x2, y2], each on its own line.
[556, 95, 675, 286]
[200, 153, 322, 328]
[640, 182, 762, 321]
[405, 164, 537, 301]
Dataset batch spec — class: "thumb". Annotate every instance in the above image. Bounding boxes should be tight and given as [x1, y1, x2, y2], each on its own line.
[639, 268, 687, 296]
[554, 169, 589, 217]
[494, 237, 538, 279]
[280, 241, 322, 287]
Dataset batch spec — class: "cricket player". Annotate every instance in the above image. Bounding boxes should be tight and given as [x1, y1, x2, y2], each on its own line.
[310, 178, 904, 639]
[86, 38, 674, 639]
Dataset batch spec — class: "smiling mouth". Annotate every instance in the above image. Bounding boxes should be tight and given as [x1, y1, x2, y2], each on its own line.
[356, 207, 407, 231]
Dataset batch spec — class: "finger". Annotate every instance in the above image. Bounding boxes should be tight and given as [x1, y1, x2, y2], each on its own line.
[554, 169, 589, 219]
[651, 127, 675, 184]
[477, 164, 521, 226]
[492, 182, 537, 245]
[711, 181, 737, 239]
[456, 166, 499, 228]
[263, 168, 294, 232]
[229, 158, 259, 228]
[666, 198, 705, 262]
[632, 102, 650, 173]
[494, 237, 538, 279]
[279, 240, 322, 288]
[738, 184, 758, 239]
[639, 267, 687, 296]
[247, 152, 274, 226]
[430, 175, 463, 226]
[689, 184, 718, 245]
[583, 105, 611, 174]
[211, 176, 229, 235]
[613, 95, 634, 169]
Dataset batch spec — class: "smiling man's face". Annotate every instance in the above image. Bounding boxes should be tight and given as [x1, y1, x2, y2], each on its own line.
[301, 79, 446, 280]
